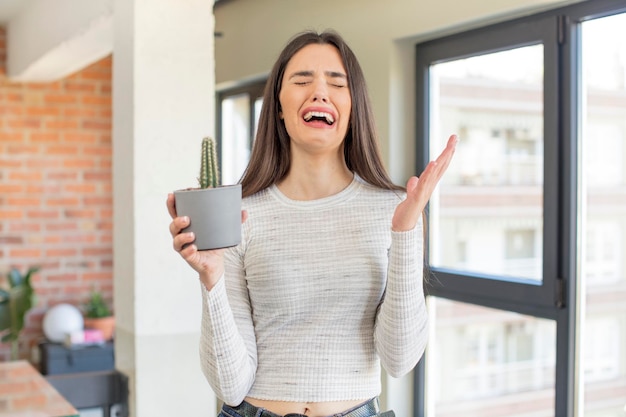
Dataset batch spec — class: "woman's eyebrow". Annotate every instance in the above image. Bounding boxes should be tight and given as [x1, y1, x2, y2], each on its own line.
[325, 71, 347, 79]
[288, 70, 314, 79]
[288, 70, 347, 79]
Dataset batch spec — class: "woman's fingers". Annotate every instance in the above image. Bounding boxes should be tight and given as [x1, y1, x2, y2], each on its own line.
[392, 135, 457, 231]
[407, 134, 457, 205]
[166, 193, 178, 219]
[169, 215, 189, 237]
[425, 134, 457, 181]
[173, 229, 195, 252]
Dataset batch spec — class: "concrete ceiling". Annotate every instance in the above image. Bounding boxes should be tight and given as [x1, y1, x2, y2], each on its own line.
[1, 0, 114, 81]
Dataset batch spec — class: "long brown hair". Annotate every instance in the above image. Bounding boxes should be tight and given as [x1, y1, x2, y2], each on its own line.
[240, 30, 404, 198]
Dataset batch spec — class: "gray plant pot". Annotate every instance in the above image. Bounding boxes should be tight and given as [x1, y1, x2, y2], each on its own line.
[173, 184, 242, 251]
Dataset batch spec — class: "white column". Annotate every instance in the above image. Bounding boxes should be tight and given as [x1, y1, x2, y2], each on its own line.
[113, 0, 217, 415]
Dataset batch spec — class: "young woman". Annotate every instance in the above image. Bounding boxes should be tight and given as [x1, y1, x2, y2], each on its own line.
[167, 30, 457, 417]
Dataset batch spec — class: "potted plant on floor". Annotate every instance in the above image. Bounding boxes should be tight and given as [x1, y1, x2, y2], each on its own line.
[173, 137, 242, 250]
[83, 290, 115, 341]
[0, 266, 39, 360]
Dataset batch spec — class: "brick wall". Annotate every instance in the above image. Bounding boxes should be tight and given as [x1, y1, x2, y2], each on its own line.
[0, 26, 113, 361]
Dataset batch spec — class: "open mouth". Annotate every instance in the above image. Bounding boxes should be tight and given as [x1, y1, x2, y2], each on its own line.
[303, 111, 335, 126]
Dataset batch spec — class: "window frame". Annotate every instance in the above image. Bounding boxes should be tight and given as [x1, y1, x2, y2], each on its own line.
[413, 1, 626, 416]
[216, 79, 266, 176]
[415, 15, 561, 317]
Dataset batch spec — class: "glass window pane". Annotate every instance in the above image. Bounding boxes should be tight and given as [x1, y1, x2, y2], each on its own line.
[429, 46, 544, 282]
[221, 93, 251, 184]
[426, 298, 556, 417]
[580, 12, 626, 417]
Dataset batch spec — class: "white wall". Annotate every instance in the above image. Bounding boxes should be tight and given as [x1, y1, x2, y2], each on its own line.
[112, 0, 217, 415]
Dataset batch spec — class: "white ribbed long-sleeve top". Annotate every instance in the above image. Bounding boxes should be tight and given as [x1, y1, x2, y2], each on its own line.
[199, 175, 428, 406]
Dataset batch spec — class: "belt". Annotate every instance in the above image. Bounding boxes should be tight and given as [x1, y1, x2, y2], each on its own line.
[225, 397, 394, 417]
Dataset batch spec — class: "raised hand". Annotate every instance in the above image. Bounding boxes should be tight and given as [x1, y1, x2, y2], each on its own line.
[392, 134, 457, 232]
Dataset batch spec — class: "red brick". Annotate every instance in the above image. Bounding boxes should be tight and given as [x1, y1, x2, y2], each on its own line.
[44, 93, 77, 104]
[44, 235, 62, 244]
[84, 146, 111, 156]
[9, 223, 41, 232]
[26, 210, 59, 219]
[7, 119, 40, 129]
[64, 81, 96, 92]
[25, 107, 60, 117]
[8, 172, 43, 181]
[80, 69, 111, 81]
[0, 236, 23, 244]
[46, 149, 81, 163]
[84, 197, 112, 206]
[46, 248, 78, 257]
[0, 159, 21, 168]
[65, 184, 96, 193]
[64, 209, 96, 218]
[82, 95, 111, 106]
[63, 158, 96, 169]
[83, 247, 111, 256]
[6, 93, 24, 102]
[0, 210, 23, 219]
[64, 132, 97, 143]
[46, 197, 80, 206]
[0, 184, 23, 193]
[26, 159, 61, 169]
[82, 120, 111, 130]
[84, 171, 110, 181]
[25, 185, 44, 193]
[45, 222, 78, 231]
[45, 120, 79, 129]
[6, 197, 40, 206]
[63, 234, 97, 243]
[6, 144, 38, 154]
[9, 248, 42, 258]
[63, 108, 97, 118]
[0, 132, 23, 143]
[98, 217, 112, 227]
[30, 132, 60, 143]
[62, 283, 92, 295]
[47, 171, 78, 181]
[83, 272, 111, 281]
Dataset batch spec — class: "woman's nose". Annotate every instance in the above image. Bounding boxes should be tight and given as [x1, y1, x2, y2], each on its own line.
[311, 79, 329, 102]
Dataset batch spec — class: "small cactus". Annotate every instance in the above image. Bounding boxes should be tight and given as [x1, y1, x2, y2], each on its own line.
[198, 137, 219, 188]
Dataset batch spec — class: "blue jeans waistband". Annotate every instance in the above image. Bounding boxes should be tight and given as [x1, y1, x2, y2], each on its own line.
[220, 397, 395, 417]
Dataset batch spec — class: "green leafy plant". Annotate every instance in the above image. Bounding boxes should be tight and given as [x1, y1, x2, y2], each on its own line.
[0, 266, 39, 360]
[198, 136, 219, 189]
[83, 291, 112, 319]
